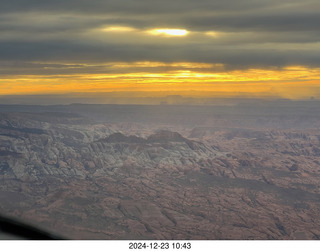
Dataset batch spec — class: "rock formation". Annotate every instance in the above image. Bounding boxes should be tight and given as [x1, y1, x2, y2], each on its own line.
[0, 103, 320, 240]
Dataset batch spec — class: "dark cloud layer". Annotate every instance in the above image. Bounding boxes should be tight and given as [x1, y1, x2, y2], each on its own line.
[0, 0, 278, 14]
[185, 13, 320, 32]
[1, 0, 320, 74]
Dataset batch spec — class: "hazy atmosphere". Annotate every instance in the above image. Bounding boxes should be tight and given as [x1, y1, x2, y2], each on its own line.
[1, 0, 320, 242]
[1, 0, 320, 102]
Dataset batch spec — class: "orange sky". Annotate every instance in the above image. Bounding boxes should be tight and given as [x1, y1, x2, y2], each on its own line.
[1, 63, 320, 99]
[1, 1, 320, 102]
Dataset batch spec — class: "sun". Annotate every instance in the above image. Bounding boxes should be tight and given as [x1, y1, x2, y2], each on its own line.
[148, 28, 189, 36]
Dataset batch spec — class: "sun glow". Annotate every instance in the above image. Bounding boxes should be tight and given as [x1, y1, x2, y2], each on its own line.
[148, 29, 189, 36]
[205, 31, 219, 37]
[102, 26, 136, 32]
[1, 63, 320, 99]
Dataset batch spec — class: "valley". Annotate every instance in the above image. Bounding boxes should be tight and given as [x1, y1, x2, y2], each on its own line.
[0, 101, 320, 239]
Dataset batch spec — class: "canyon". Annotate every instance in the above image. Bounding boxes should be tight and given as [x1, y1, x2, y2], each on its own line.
[0, 101, 320, 239]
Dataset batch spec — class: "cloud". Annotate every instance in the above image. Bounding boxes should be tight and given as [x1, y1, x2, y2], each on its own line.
[0, 0, 273, 14]
[0, 0, 319, 75]
[185, 13, 320, 32]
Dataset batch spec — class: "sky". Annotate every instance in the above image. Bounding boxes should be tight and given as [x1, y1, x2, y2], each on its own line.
[1, 0, 320, 103]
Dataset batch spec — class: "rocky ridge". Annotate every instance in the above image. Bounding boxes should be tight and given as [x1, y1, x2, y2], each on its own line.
[1, 107, 320, 240]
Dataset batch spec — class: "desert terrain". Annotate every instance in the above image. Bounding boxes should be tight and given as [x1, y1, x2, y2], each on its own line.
[0, 100, 320, 239]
